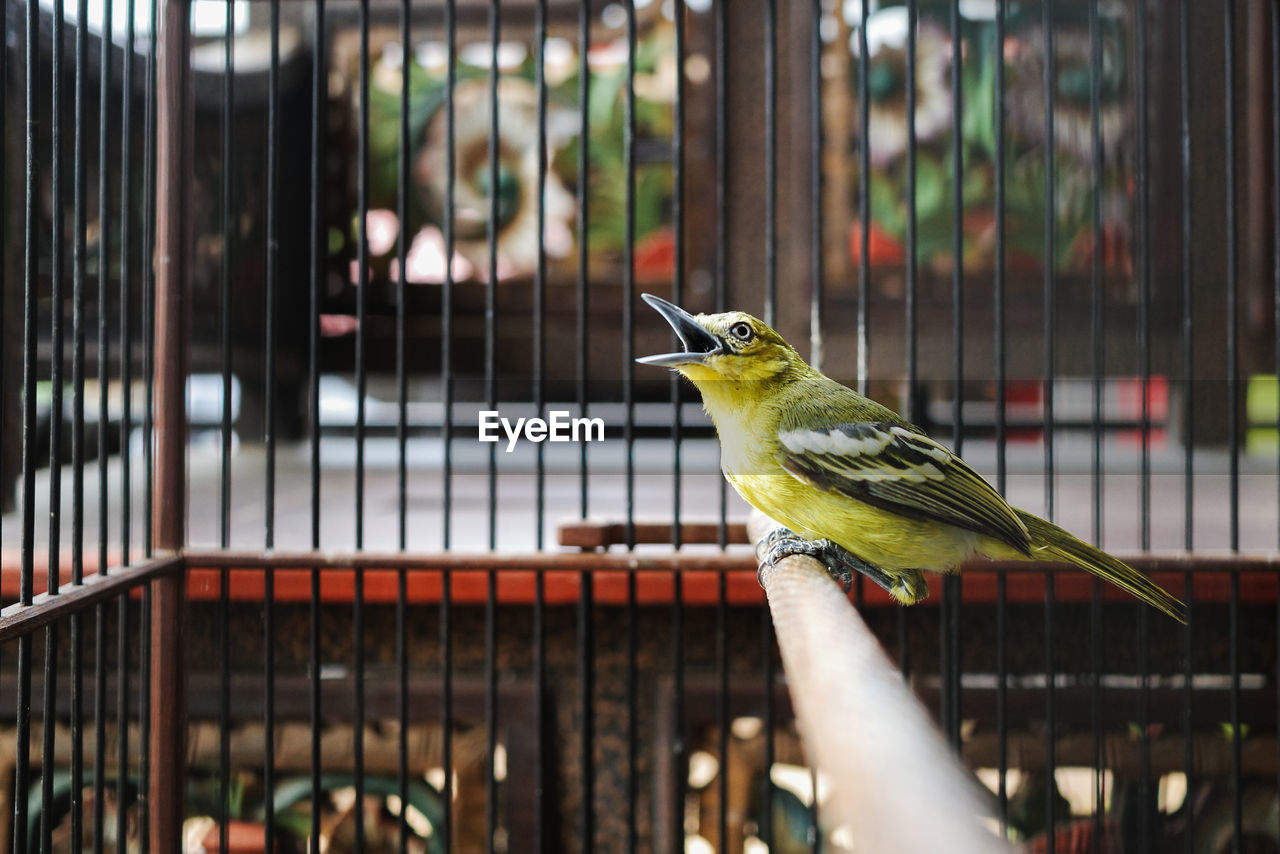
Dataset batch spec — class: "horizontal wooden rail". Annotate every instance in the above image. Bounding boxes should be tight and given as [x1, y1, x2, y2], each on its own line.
[174, 548, 1280, 607]
[4, 548, 1278, 611]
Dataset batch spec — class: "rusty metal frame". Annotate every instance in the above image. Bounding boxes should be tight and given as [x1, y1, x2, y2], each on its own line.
[148, 0, 192, 846]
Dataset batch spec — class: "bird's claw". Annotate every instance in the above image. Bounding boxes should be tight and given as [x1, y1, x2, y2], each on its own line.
[756, 530, 856, 593]
[755, 528, 929, 604]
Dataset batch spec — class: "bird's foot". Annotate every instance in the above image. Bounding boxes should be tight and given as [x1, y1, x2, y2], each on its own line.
[887, 569, 930, 605]
[756, 529, 897, 597]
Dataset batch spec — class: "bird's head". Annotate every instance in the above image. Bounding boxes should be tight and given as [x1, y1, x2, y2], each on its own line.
[636, 294, 803, 388]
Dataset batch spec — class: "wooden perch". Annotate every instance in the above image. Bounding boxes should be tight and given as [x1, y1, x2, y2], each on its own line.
[748, 510, 1011, 854]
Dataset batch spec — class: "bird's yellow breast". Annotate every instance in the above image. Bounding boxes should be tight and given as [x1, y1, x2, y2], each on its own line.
[724, 469, 985, 572]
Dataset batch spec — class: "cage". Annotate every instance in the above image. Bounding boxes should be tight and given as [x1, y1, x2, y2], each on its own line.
[2, 0, 1279, 852]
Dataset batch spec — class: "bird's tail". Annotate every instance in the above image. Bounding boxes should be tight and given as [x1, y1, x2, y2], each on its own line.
[1018, 511, 1187, 623]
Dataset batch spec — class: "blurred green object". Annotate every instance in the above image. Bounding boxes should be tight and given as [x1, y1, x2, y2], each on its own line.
[364, 24, 677, 278]
[854, 1, 1133, 272]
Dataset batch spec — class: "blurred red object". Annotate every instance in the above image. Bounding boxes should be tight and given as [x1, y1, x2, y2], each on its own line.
[635, 227, 676, 279]
[848, 220, 906, 265]
[1021, 818, 1119, 854]
[201, 820, 273, 853]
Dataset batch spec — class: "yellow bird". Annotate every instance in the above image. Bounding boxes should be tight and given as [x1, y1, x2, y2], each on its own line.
[638, 294, 1186, 622]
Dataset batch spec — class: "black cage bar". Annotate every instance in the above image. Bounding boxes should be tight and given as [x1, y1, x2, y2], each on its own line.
[3, 0, 1280, 852]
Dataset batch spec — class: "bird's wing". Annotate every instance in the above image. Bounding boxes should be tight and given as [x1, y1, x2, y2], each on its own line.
[774, 421, 1032, 555]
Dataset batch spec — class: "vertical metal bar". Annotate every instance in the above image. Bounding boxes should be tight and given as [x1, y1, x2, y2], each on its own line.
[949, 0, 963, 457]
[626, 569, 637, 854]
[308, 1, 325, 847]
[1089, 0, 1104, 547]
[763, 0, 775, 326]
[16, 0, 41, 841]
[396, 0, 409, 556]
[761, 0, 778, 842]
[671, 585, 684, 846]
[899, 0, 919, 677]
[94, 600, 106, 853]
[535, 0, 547, 551]
[395, 6, 410, 852]
[120, 0, 136, 566]
[716, 571, 728, 853]
[993, 0, 1008, 828]
[576, 0, 589, 521]
[536, 566, 547, 854]
[714, 0, 728, 547]
[440, 567, 453, 853]
[309, 0, 323, 553]
[0, 0, 6, 575]
[263, 1, 280, 846]
[41, 0, 66, 844]
[1225, 3, 1242, 839]
[440, 9, 457, 853]
[98, 0, 112, 581]
[1042, 0, 1054, 523]
[49, 0, 66, 567]
[1184, 570, 1194, 854]
[485, 0, 499, 551]
[1230, 569, 1241, 851]
[1090, 576, 1102, 851]
[623, 0, 636, 550]
[671, 0, 685, 549]
[487, 568, 499, 854]
[220, 0, 234, 552]
[441, 0, 455, 552]
[151, 0, 191, 844]
[1274, 0, 1280, 562]
[353, 560, 366, 849]
[943, 0, 965, 750]
[309, 560, 321, 854]
[904, 0, 917, 424]
[1225, 0, 1238, 556]
[580, 572, 594, 852]
[265, 0, 279, 550]
[137, 583, 151, 854]
[396, 560, 408, 854]
[218, 3, 234, 848]
[1087, 5, 1104, 843]
[1040, 5, 1056, 851]
[1136, 0, 1150, 552]
[263, 576, 276, 853]
[355, 0, 369, 555]
[141, 0, 157, 565]
[354, 2, 370, 843]
[1178, 0, 1192, 554]
[116, 595, 130, 854]
[856, 0, 870, 394]
[219, 566, 230, 853]
[762, 606, 775, 852]
[485, 5, 501, 843]
[70, 0, 90, 840]
[40, 628, 59, 854]
[1135, 12, 1151, 848]
[809, 0, 823, 371]
[19, 0, 37, 597]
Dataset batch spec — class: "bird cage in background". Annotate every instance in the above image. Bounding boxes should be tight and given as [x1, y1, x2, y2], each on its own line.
[1, 0, 1279, 852]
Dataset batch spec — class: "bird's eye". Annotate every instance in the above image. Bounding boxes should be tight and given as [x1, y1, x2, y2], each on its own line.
[729, 322, 754, 342]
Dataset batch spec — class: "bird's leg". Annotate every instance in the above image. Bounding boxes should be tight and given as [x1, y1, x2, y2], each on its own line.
[757, 528, 899, 597]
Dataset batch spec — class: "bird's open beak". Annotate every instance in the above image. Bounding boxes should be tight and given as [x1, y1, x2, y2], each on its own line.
[636, 294, 723, 367]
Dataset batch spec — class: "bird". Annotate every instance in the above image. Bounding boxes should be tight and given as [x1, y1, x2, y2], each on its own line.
[637, 293, 1186, 622]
